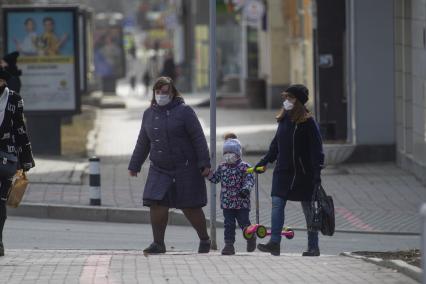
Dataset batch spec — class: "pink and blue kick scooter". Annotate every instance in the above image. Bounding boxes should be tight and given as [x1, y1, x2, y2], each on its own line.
[242, 166, 295, 240]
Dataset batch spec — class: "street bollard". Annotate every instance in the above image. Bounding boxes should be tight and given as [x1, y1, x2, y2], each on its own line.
[89, 156, 101, 206]
[421, 203, 426, 284]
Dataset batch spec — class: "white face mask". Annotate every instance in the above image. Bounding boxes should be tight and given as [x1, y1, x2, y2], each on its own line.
[283, 100, 294, 110]
[155, 94, 172, 106]
[223, 153, 239, 164]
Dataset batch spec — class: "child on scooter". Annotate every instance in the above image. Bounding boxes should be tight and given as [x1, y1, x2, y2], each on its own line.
[207, 133, 255, 255]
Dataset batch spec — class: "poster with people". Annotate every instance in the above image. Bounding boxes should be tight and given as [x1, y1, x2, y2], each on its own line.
[93, 25, 126, 79]
[2, 7, 79, 113]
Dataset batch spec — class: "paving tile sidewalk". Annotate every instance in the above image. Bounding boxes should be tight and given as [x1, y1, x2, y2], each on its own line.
[0, 250, 417, 283]
[20, 94, 426, 234]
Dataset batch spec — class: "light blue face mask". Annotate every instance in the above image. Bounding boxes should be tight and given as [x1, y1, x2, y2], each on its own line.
[155, 94, 172, 106]
[283, 99, 294, 110]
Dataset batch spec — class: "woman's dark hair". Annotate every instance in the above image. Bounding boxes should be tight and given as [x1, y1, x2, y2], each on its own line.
[276, 92, 309, 123]
[151, 76, 183, 106]
[43, 17, 54, 24]
[24, 18, 35, 26]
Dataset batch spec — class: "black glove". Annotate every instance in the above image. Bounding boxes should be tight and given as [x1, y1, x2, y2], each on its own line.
[239, 188, 250, 198]
[254, 160, 267, 174]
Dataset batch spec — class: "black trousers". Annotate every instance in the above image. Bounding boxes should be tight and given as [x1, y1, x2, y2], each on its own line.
[0, 177, 13, 242]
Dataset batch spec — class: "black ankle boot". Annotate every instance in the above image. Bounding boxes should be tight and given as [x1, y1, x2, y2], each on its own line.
[0, 241, 3, 257]
[257, 241, 280, 256]
[143, 242, 166, 254]
[198, 239, 211, 253]
[221, 243, 235, 255]
[246, 236, 256, 252]
[302, 248, 320, 256]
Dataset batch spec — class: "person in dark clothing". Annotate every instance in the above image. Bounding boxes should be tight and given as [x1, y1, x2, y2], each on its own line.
[1, 52, 22, 93]
[142, 70, 151, 97]
[0, 68, 35, 257]
[160, 51, 177, 82]
[255, 84, 324, 257]
[128, 76, 211, 254]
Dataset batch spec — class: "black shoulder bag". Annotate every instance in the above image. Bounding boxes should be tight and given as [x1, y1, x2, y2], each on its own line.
[307, 184, 335, 236]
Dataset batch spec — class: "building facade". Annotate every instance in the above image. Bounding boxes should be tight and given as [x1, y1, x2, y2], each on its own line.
[394, 0, 426, 183]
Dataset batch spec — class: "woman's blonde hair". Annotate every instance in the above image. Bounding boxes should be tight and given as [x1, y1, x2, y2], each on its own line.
[276, 92, 309, 123]
[151, 76, 184, 106]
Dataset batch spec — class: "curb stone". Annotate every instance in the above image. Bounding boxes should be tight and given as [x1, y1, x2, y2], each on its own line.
[7, 203, 225, 228]
[341, 252, 422, 283]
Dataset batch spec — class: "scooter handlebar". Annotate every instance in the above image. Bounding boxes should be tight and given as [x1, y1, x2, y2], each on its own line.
[246, 166, 266, 174]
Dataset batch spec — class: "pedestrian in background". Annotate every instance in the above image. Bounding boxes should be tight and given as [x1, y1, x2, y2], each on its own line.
[128, 76, 211, 254]
[255, 84, 324, 256]
[160, 50, 177, 82]
[207, 133, 256, 255]
[0, 68, 35, 257]
[0, 52, 22, 93]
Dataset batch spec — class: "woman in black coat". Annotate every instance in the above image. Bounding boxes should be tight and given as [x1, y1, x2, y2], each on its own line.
[255, 84, 324, 256]
[129, 76, 211, 254]
[1, 52, 22, 93]
[0, 68, 35, 256]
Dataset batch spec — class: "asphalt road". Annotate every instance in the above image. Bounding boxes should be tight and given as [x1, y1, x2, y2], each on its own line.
[3, 217, 419, 255]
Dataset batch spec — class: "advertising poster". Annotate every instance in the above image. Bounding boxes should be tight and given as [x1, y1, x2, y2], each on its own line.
[93, 25, 126, 79]
[3, 7, 79, 113]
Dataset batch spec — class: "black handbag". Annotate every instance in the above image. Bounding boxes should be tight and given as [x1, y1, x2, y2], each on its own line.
[0, 151, 18, 178]
[308, 184, 335, 236]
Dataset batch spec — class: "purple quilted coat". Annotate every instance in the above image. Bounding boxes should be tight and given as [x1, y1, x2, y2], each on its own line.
[128, 98, 211, 208]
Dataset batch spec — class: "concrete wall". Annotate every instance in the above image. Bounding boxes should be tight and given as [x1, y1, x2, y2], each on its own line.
[353, 0, 395, 145]
[395, 0, 426, 183]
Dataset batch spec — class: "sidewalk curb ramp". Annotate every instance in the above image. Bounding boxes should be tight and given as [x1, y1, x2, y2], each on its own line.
[341, 252, 422, 283]
[7, 203, 225, 228]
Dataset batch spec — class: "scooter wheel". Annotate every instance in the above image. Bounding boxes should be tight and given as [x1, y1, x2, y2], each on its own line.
[256, 225, 268, 238]
[243, 226, 254, 240]
[284, 229, 295, 240]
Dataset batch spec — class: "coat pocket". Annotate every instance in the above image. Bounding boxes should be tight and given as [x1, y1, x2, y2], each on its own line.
[143, 165, 175, 201]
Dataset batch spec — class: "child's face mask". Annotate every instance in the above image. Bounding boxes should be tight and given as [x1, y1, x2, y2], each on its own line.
[223, 153, 239, 164]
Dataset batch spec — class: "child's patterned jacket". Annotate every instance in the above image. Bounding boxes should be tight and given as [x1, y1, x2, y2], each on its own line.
[208, 160, 254, 210]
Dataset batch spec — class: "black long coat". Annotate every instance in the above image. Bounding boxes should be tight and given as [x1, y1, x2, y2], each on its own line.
[128, 98, 211, 208]
[0, 88, 35, 170]
[260, 114, 324, 201]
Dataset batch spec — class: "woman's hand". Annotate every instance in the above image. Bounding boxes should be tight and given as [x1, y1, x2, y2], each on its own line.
[201, 167, 210, 177]
[129, 171, 138, 177]
[254, 161, 267, 174]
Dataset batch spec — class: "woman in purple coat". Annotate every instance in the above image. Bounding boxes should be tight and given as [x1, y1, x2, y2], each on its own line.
[129, 77, 211, 254]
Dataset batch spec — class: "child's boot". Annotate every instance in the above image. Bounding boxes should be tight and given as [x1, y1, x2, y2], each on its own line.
[221, 241, 235, 255]
[246, 236, 256, 252]
[257, 241, 280, 256]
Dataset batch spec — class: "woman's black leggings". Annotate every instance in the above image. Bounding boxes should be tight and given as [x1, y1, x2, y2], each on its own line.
[0, 177, 13, 242]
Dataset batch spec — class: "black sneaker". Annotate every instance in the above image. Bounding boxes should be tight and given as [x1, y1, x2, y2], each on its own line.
[143, 242, 166, 254]
[302, 248, 320, 256]
[198, 239, 211, 253]
[257, 241, 280, 256]
[0, 242, 4, 257]
[221, 243, 235, 255]
[246, 236, 256, 252]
